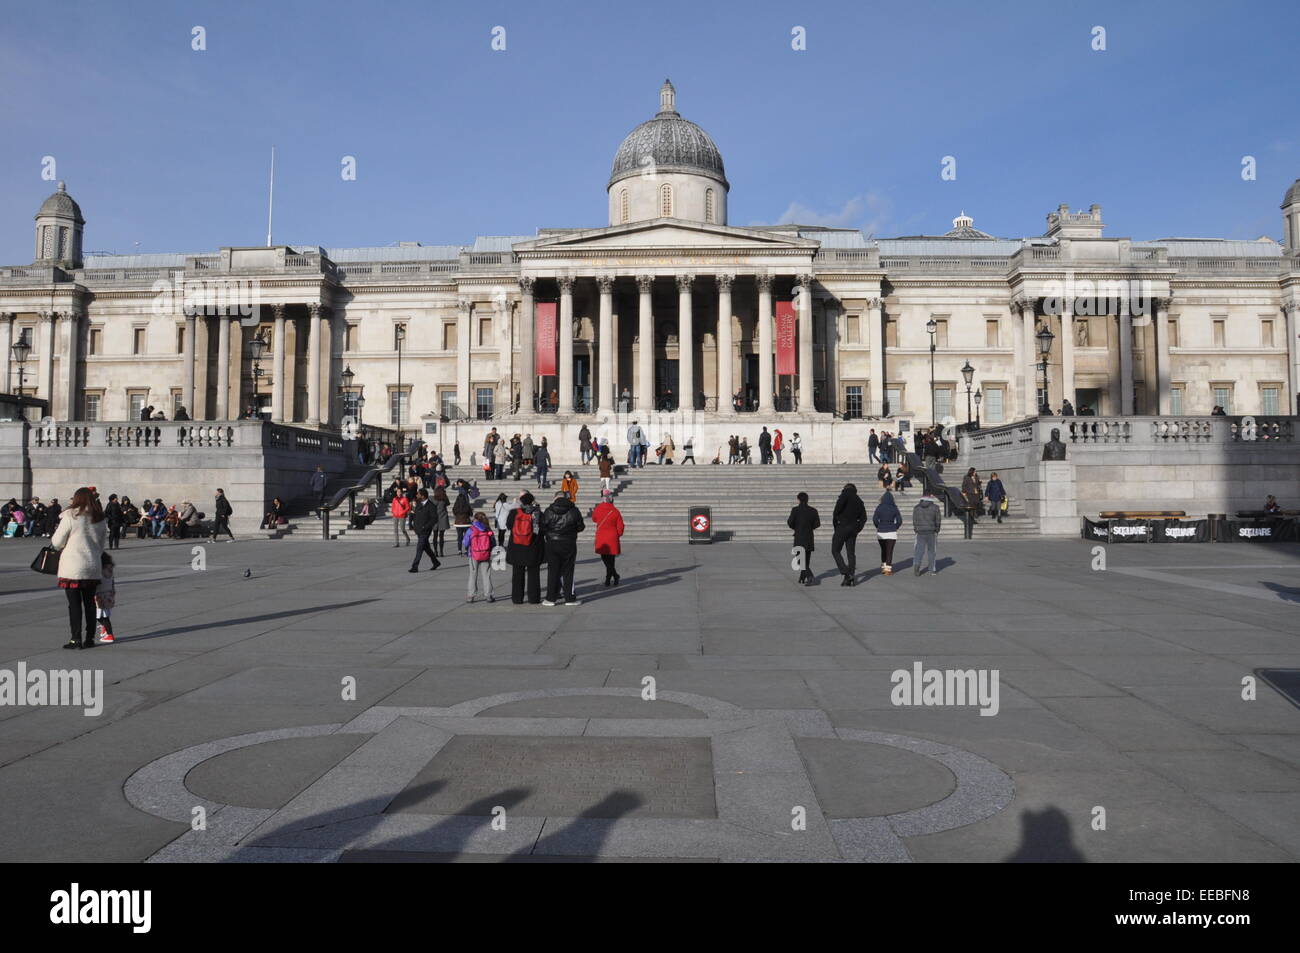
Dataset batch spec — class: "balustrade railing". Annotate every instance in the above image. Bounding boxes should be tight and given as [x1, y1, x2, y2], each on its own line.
[963, 414, 1297, 454]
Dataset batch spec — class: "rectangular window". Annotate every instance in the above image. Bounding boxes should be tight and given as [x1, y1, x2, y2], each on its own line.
[934, 318, 949, 348]
[176, 327, 185, 353]
[172, 389, 184, 417]
[133, 328, 146, 355]
[88, 327, 102, 356]
[442, 324, 455, 351]
[1166, 317, 1179, 348]
[440, 390, 457, 420]
[345, 324, 358, 351]
[341, 391, 360, 419]
[983, 387, 1004, 424]
[1212, 319, 1226, 348]
[1261, 319, 1275, 348]
[1170, 385, 1184, 416]
[476, 387, 494, 420]
[884, 319, 898, 348]
[479, 317, 492, 347]
[985, 319, 999, 348]
[128, 391, 147, 420]
[884, 386, 902, 417]
[846, 315, 861, 345]
[1212, 385, 1232, 415]
[389, 389, 409, 427]
[934, 386, 954, 422]
[1261, 386, 1280, 416]
[83, 393, 101, 421]
[844, 384, 863, 419]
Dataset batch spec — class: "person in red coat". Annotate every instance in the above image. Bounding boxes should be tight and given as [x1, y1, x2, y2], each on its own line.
[591, 490, 625, 587]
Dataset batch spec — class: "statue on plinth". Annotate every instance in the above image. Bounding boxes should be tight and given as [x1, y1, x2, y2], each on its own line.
[1042, 427, 1067, 461]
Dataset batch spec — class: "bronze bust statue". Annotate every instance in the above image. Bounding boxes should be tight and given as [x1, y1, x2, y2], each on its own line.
[1042, 427, 1067, 461]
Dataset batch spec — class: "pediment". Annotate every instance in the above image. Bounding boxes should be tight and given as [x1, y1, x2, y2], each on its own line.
[514, 219, 819, 254]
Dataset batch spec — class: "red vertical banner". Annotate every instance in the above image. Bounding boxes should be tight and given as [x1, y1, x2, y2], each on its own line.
[535, 301, 557, 376]
[775, 300, 797, 375]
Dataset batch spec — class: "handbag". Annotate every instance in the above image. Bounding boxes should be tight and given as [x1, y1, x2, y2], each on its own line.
[31, 545, 61, 575]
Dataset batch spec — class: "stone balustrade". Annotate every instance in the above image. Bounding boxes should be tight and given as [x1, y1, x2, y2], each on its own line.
[966, 415, 1295, 453]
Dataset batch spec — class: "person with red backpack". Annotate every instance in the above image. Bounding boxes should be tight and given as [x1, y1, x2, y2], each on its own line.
[463, 510, 496, 603]
[505, 491, 544, 605]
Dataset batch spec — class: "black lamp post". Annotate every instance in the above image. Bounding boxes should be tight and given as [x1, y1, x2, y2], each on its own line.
[961, 359, 975, 427]
[926, 317, 938, 426]
[395, 323, 406, 431]
[248, 332, 269, 418]
[974, 388, 982, 430]
[340, 364, 359, 428]
[10, 335, 31, 394]
[1036, 325, 1055, 415]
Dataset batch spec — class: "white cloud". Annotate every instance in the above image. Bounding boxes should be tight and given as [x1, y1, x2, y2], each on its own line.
[752, 191, 893, 236]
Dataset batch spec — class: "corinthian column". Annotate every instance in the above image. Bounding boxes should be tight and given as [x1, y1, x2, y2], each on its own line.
[0, 313, 13, 395]
[636, 275, 653, 413]
[37, 311, 55, 408]
[518, 277, 536, 413]
[717, 274, 735, 414]
[676, 273, 694, 411]
[457, 297, 472, 417]
[558, 277, 575, 414]
[183, 309, 197, 417]
[867, 298, 884, 416]
[307, 303, 323, 425]
[271, 304, 286, 422]
[61, 311, 80, 420]
[757, 275, 773, 413]
[597, 274, 615, 413]
[216, 316, 231, 419]
[795, 274, 814, 412]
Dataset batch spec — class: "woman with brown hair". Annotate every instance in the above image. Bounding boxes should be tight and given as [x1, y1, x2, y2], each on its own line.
[50, 487, 107, 649]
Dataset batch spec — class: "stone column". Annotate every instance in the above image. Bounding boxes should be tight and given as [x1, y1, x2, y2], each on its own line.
[307, 303, 323, 425]
[496, 294, 513, 412]
[457, 297, 472, 417]
[1119, 310, 1134, 415]
[1060, 309, 1075, 414]
[1285, 302, 1300, 416]
[194, 315, 209, 420]
[229, 317, 244, 418]
[61, 312, 80, 419]
[637, 275, 653, 413]
[717, 274, 735, 414]
[795, 274, 814, 412]
[558, 277, 575, 414]
[37, 311, 55, 407]
[1009, 300, 1022, 419]
[216, 316, 231, 419]
[1016, 296, 1037, 416]
[597, 274, 615, 413]
[1154, 298, 1172, 415]
[0, 313, 13, 394]
[676, 274, 694, 411]
[183, 309, 197, 418]
[271, 305, 286, 421]
[518, 277, 535, 414]
[868, 297, 884, 416]
[757, 275, 774, 413]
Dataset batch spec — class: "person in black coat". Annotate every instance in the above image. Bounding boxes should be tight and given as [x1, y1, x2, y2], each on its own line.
[505, 491, 544, 604]
[408, 489, 440, 572]
[830, 483, 867, 586]
[210, 489, 234, 541]
[787, 491, 821, 585]
[103, 494, 124, 550]
[758, 427, 773, 464]
[541, 493, 585, 605]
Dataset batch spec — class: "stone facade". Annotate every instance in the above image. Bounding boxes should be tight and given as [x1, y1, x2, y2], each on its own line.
[3, 83, 1299, 437]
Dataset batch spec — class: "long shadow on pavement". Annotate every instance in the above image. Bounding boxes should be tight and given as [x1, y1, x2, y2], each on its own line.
[116, 599, 381, 643]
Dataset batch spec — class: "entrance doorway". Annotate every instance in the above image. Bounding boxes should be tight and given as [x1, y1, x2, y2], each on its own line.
[1076, 387, 1101, 416]
[574, 355, 591, 412]
[654, 358, 679, 410]
[741, 354, 758, 411]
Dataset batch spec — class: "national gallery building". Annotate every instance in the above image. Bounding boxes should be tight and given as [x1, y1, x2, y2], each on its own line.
[3, 80, 1299, 440]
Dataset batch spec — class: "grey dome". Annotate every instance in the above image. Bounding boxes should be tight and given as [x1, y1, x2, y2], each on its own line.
[36, 182, 84, 224]
[609, 80, 727, 190]
[1283, 178, 1300, 207]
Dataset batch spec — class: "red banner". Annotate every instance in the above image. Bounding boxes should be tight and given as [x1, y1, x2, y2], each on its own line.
[775, 300, 797, 376]
[535, 302, 557, 376]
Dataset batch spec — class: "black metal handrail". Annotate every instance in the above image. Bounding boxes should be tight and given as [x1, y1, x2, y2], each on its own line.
[321, 438, 422, 539]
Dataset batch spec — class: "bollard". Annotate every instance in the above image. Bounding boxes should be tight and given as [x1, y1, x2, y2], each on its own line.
[963, 507, 974, 539]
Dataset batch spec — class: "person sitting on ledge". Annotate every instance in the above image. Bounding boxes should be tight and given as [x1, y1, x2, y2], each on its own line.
[1264, 495, 1281, 514]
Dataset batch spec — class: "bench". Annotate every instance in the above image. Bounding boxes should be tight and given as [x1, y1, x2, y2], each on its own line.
[1099, 510, 1186, 519]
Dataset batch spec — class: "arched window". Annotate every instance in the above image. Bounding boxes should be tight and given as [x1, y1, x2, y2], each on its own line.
[620, 189, 629, 223]
[660, 183, 673, 217]
[705, 188, 714, 223]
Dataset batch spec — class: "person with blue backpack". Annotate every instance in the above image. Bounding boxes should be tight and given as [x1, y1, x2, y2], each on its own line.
[463, 510, 495, 603]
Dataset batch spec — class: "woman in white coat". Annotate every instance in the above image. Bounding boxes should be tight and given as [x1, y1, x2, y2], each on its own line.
[50, 487, 108, 649]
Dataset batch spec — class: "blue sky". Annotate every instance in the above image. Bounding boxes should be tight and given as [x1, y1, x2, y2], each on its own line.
[1, 0, 1294, 260]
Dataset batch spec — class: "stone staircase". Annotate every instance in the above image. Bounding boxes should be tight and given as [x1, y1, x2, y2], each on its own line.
[262, 461, 1040, 543]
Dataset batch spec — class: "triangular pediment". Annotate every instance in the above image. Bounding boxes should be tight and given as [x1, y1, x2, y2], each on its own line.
[514, 218, 820, 254]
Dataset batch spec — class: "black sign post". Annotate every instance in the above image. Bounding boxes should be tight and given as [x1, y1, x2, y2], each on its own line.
[688, 506, 712, 544]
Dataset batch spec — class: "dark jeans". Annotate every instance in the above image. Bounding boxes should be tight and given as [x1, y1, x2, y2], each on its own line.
[511, 563, 541, 604]
[877, 537, 897, 566]
[65, 583, 99, 643]
[410, 534, 438, 569]
[107, 524, 122, 549]
[831, 528, 860, 575]
[545, 547, 577, 602]
[211, 515, 233, 539]
[798, 553, 814, 584]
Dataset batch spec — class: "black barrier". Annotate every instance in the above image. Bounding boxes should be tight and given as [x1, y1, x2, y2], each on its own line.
[688, 505, 712, 544]
[1225, 518, 1290, 542]
[1278, 518, 1300, 541]
[1107, 519, 1151, 543]
[1151, 518, 1210, 543]
[1081, 517, 1110, 542]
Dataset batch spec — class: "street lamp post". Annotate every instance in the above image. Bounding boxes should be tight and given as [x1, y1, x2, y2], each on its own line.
[394, 323, 406, 478]
[974, 388, 982, 430]
[961, 359, 975, 428]
[1036, 325, 1055, 415]
[10, 336, 31, 395]
[248, 333, 269, 419]
[926, 317, 938, 426]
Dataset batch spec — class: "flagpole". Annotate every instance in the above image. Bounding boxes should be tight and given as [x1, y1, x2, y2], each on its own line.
[266, 146, 276, 247]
